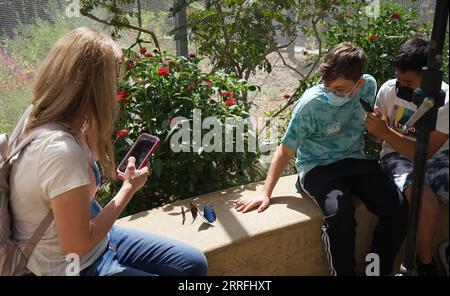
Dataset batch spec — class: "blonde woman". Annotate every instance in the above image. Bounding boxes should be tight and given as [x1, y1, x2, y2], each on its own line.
[9, 27, 208, 276]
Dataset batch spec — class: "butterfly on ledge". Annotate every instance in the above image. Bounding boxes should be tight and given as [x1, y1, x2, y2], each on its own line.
[182, 201, 216, 225]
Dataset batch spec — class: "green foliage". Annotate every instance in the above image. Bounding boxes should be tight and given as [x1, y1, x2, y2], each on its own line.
[176, 0, 335, 83]
[443, 33, 449, 83]
[322, 0, 430, 87]
[182, 0, 297, 80]
[80, 0, 171, 44]
[3, 4, 105, 67]
[97, 48, 263, 216]
[0, 87, 32, 134]
[0, 3, 105, 134]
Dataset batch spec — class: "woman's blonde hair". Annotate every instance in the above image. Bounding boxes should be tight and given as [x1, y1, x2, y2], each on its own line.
[25, 27, 123, 179]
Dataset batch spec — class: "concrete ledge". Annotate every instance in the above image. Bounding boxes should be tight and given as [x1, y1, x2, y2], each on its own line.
[116, 175, 449, 275]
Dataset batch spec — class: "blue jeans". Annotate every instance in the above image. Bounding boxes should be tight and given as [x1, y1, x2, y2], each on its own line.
[80, 225, 208, 276]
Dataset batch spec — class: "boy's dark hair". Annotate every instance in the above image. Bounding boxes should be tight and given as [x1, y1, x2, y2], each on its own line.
[320, 42, 367, 85]
[394, 37, 430, 73]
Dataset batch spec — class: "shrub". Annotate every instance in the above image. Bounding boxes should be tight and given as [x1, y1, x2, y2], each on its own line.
[97, 48, 263, 215]
[322, 0, 430, 87]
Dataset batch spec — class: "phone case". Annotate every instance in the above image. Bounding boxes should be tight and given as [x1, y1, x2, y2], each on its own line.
[116, 133, 160, 180]
[360, 98, 373, 113]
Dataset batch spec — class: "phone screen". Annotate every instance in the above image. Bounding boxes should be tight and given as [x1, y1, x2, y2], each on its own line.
[118, 137, 157, 173]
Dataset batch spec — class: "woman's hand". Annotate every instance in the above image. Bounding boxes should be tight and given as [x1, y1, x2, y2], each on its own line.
[121, 157, 150, 195]
[234, 193, 271, 213]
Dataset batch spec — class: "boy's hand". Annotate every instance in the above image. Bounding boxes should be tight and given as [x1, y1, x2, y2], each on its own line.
[234, 194, 271, 213]
[365, 107, 390, 139]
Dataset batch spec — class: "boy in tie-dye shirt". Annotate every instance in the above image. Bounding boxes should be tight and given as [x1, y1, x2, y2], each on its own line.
[235, 43, 409, 276]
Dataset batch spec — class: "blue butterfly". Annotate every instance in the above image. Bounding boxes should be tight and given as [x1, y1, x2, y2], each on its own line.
[189, 201, 216, 224]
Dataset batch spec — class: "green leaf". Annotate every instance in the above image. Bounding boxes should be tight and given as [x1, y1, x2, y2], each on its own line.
[152, 159, 163, 178]
[248, 85, 257, 91]
[125, 138, 134, 146]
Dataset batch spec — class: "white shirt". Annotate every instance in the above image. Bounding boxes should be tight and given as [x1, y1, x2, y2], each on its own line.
[9, 129, 108, 276]
[376, 79, 449, 159]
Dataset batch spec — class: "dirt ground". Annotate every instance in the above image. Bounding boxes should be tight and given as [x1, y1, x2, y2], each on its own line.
[247, 50, 311, 118]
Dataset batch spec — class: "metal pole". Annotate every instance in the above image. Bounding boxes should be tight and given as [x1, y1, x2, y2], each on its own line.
[399, 0, 448, 276]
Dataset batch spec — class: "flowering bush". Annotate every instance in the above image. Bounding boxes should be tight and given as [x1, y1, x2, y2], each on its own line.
[322, 1, 429, 87]
[97, 48, 263, 215]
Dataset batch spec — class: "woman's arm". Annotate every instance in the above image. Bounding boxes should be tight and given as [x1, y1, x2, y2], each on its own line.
[51, 157, 149, 257]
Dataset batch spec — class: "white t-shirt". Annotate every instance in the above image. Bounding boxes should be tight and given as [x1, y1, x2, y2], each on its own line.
[376, 79, 449, 159]
[9, 128, 108, 276]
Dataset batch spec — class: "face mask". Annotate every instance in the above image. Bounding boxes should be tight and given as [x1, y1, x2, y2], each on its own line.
[323, 78, 361, 106]
[395, 80, 414, 102]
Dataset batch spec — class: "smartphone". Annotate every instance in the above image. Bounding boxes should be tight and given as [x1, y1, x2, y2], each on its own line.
[116, 133, 160, 180]
[359, 98, 374, 113]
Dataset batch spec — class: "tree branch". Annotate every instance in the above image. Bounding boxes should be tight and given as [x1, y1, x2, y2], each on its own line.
[305, 16, 323, 79]
[80, 9, 161, 50]
[275, 48, 306, 79]
[258, 8, 327, 137]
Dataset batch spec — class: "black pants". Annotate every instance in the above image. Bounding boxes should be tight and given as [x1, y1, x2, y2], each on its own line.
[301, 158, 409, 276]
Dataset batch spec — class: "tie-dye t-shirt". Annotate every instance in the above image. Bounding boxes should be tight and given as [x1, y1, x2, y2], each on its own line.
[281, 74, 377, 182]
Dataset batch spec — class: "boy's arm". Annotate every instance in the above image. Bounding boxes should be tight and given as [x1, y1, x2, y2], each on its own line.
[262, 144, 296, 197]
[365, 107, 448, 160]
[234, 144, 295, 213]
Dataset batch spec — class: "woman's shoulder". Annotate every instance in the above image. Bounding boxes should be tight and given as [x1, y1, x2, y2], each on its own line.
[30, 128, 86, 161]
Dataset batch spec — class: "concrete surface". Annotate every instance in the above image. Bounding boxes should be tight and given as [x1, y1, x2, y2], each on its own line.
[116, 175, 449, 275]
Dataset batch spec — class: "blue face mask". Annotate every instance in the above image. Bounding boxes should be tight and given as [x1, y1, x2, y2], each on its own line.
[323, 78, 361, 106]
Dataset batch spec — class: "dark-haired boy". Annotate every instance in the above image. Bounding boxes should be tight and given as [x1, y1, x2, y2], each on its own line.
[365, 37, 449, 276]
[236, 42, 409, 276]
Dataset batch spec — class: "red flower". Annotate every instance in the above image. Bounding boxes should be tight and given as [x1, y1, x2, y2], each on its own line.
[157, 66, 170, 77]
[203, 80, 213, 87]
[187, 83, 196, 92]
[220, 91, 234, 98]
[224, 98, 236, 106]
[145, 53, 153, 58]
[282, 92, 291, 99]
[391, 12, 401, 20]
[116, 90, 129, 103]
[368, 34, 378, 42]
[140, 47, 147, 54]
[116, 129, 129, 140]
[127, 61, 134, 70]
